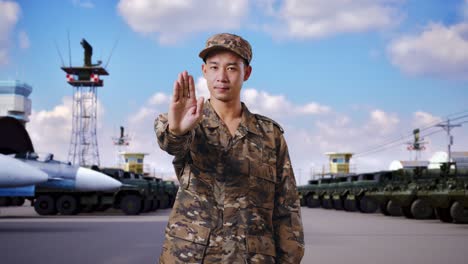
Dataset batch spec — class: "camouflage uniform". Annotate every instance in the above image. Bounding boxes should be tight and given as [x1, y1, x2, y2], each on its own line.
[155, 101, 304, 263]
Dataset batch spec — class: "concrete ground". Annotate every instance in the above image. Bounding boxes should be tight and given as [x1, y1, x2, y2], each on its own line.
[1, 206, 468, 264]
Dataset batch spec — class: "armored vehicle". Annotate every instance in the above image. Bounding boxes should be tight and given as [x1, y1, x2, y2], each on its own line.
[298, 179, 320, 208]
[99, 168, 154, 215]
[160, 180, 178, 209]
[380, 168, 441, 219]
[331, 175, 353, 210]
[342, 175, 359, 212]
[317, 177, 334, 209]
[346, 172, 385, 213]
[416, 164, 468, 223]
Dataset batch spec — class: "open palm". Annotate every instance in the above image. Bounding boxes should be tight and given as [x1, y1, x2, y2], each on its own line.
[168, 71, 204, 136]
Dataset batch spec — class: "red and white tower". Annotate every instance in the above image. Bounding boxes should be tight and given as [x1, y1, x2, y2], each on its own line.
[61, 39, 108, 167]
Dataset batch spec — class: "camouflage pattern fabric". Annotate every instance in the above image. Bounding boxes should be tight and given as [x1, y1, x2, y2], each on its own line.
[199, 33, 253, 64]
[155, 101, 304, 263]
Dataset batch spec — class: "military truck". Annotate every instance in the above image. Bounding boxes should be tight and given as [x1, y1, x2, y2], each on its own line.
[415, 164, 468, 223]
[342, 175, 359, 212]
[447, 167, 468, 223]
[32, 167, 148, 215]
[346, 172, 386, 213]
[99, 168, 156, 215]
[161, 180, 178, 209]
[331, 176, 352, 210]
[378, 168, 441, 219]
[352, 171, 400, 214]
[298, 179, 320, 208]
[317, 177, 334, 209]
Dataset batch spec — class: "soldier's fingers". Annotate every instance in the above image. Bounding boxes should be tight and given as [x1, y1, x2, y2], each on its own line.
[177, 73, 185, 99]
[181, 71, 188, 98]
[188, 75, 195, 100]
[172, 79, 180, 102]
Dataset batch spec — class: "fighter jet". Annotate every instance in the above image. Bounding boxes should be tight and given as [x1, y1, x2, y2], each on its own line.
[15, 152, 121, 191]
[0, 153, 48, 187]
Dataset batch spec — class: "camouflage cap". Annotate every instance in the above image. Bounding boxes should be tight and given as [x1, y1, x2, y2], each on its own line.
[199, 33, 252, 64]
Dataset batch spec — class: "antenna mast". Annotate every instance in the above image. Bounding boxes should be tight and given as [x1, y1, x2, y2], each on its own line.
[436, 119, 462, 162]
[406, 128, 427, 161]
[61, 38, 109, 166]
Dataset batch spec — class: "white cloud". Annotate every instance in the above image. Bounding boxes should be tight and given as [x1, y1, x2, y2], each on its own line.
[388, 22, 468, 79]
[149, 92, 169, 106]
[195, 77, 210, 100]
[18, 30, 29, 49]
[0, 0, 20, 65]
[241, 87, 330, 119]
[117, 0, 248, 44]
[28, 96, 106, 164]
[367, 109, 399, 133]
[27, 97, 74, 160]
[271, 0, 403, 39]
[116, 0, 405, 43]
[412, 111, 441, 128]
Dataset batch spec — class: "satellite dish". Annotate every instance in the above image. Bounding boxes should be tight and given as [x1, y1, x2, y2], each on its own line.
[388, 160, 403, 171]
[429, 151, 448, 169]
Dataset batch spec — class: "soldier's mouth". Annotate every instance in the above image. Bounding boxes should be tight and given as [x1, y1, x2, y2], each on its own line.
[214, 87, 229, 92]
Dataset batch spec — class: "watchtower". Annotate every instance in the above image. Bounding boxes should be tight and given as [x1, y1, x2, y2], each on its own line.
[325, 152, 353, 175]
[120, 152, 148, 174]
[61, 39, 108, 166]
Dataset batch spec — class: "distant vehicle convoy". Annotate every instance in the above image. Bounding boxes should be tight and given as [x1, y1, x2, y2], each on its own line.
[0, 153, 178, 216]
[298, 163, 468, 224]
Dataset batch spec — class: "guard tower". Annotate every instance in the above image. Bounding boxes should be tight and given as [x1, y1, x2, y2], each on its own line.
[121, 152, 148, 174]
[61, 39, 108, 166]
[325, 152, 353, 175]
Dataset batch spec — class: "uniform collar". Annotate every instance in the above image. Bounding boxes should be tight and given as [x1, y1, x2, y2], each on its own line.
[201, 100, 262, 136]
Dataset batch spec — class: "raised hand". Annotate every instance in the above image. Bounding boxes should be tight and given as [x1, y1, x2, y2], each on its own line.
[168, 71, 205, 136]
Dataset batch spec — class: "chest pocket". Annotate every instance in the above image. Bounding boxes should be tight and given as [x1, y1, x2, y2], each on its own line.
[249, 162, 276, 209]
[190, 128, 223, 172]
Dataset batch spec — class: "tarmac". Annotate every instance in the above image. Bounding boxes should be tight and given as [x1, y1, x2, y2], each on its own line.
[1, 206, 468, 264]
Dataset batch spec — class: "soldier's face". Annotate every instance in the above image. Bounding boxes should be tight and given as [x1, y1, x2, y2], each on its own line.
[202, 50, 251, 103]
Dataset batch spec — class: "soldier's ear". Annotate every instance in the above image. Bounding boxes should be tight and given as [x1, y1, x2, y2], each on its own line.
[202, 64, 207, 77]
[244, 65, 252, 81]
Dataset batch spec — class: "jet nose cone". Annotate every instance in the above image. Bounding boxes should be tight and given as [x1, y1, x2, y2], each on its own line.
[0, 154, 48, 187]
[75, 167, 122, 191]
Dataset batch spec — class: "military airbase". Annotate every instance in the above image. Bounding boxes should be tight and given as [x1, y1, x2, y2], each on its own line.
[1, 205, 468, 264]
[2, 3, 468, 263]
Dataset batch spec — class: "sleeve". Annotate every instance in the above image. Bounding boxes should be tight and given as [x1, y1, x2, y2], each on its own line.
[273, 132, 305, 264]
[154, 113, 194, 157]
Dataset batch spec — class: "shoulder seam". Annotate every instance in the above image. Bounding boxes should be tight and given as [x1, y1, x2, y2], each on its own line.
[254, 114, 284, 133]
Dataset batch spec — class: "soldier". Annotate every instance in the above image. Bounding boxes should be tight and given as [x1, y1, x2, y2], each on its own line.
[155, 33, 304, 263]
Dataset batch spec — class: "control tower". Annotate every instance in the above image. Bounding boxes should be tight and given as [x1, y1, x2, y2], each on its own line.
[0, 80, 32, 125]
[61, 39, 108, 167]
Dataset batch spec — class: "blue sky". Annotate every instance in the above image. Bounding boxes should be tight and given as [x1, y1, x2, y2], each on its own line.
[1, 0, 468, 183]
